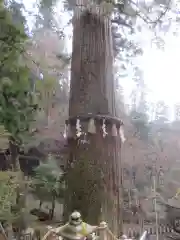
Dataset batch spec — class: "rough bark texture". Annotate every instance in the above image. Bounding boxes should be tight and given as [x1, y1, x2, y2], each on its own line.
[9, 140, 27, 232]
[65, 2, 122, 235]
[69, 9, 115, 116]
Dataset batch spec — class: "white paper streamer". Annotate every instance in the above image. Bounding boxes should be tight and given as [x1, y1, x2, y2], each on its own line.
[63, 124, 67, 138]
[119, 126, 126, 143]
[112, 123, 117, 136]
[76, 119, 82, 137]
[102, 119, 107, 138]
[88, 118, 96, 134]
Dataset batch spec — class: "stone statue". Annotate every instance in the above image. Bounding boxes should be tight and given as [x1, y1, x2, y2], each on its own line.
[43, 212, 98, 240]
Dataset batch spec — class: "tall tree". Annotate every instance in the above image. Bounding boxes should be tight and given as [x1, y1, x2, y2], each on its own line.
[37, 0, 170, 231]
[35, 76, 58, 126]
[62, 0, 170, 233]
[130, 67, 150, 140]
[0, 6, 37, 168]
[7, 0, 26, 27]
[63, 1, 124, 235]
[0, 0, 38, 232]
[36, 0, 58, 29]
[154, 100, 169, 124]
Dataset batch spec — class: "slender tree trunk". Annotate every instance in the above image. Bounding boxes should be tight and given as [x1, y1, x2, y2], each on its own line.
[64, 0, 123, 235]
[49, 195, 55, 220]
[9, 138, 20, 172]
[9, 139, 22, 206]
[9, 139, 27, 232]
[39, 200, 43, 210]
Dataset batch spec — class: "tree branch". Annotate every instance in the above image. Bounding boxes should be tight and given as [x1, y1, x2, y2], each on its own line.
[128, 0, 171, 25]
[111, 18, 133, 29]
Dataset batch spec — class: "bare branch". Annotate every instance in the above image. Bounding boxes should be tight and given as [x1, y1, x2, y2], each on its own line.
[128, 0, 171, 25]
[111, 18, 133, 29]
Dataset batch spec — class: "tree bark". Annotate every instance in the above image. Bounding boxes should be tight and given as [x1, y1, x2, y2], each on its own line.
[64, 1, 123, 235]
[49, 195, 55, 220]
[9, 139, 27, 232]
[9, 138, 20, 172]
[39, 200, 43, 210]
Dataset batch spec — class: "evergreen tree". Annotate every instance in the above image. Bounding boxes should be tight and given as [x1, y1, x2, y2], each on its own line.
[30, 157, 64, 220]
[0, 0, 38, 169]
[0, 0, 38, 232]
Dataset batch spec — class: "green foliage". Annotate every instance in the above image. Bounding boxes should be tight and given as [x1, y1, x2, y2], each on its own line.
[0, 2, 38, 144]
[130, 110, 150, 140]
[0, 3, 39, 229]
[30, 158, 64, 219]
[0, 171, 18, 222]
[35, 76, 58, 116]
[30, 158, 64, 204]
[37, 0, 58, 28]
[8, 0, 26, 27]
[0, 170, 36, 228]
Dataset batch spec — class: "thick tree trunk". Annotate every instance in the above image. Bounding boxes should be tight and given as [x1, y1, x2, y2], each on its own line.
[65, 1, 123, 235]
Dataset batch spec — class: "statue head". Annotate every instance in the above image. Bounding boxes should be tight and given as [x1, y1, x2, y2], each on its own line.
[69, 211, 82, 226]
[55, 211, 98, 240]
